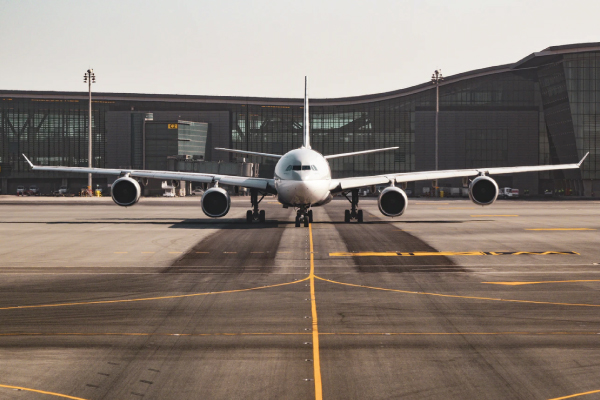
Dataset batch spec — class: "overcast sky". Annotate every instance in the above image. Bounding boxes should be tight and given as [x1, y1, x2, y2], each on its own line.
[0, 0, 598, 99]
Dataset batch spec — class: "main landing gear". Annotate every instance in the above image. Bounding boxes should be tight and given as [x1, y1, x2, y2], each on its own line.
[246, 189, 266, 223]
[343, 188, 363, 223]
[295, 207, 313, 228]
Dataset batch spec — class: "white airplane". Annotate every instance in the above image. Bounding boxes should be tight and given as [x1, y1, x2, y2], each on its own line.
[23, 78, 589, 228]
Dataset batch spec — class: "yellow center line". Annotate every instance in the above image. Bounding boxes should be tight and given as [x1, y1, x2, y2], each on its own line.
[548, 389, 600, 400]
[314, 276, 600, 307]
[309, 223, 323, 400]
[0, 278, 309, 311]
[484, 280, 600, 286]
[471, 215, 519, 217]
[526, 228, 596, 231]
[0, 383, 89, 400]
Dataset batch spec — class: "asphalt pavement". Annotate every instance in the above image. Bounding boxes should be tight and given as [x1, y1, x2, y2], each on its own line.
[0, 196, 599, 400]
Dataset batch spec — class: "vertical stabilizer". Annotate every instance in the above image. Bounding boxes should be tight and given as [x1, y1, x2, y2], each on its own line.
[303, 76, 311, 149]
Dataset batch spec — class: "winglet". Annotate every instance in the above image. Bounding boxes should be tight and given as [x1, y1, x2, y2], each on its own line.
[22, 154, 34, 168]
[578, 152, 590, 167]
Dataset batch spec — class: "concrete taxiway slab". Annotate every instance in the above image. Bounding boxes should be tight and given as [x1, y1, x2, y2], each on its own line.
[0, 196, 599, 400]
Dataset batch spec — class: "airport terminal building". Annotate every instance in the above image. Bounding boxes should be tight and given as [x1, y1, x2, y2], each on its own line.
[1, 42, 599, 196]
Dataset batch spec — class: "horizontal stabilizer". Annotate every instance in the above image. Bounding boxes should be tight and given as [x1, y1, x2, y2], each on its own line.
[324, 147, 399, 160]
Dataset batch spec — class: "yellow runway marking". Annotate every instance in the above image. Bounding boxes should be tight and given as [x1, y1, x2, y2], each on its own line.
[309, 223, 323, 400]
[0, 383, 89, 399]
[0, 278, 309, 311]
[314, 276, 600, 307]
[526, 228, 596, 231]
[330, 251, 579, 257]
[471, 215, 519, 217]
[548, 389, 600, 400]
[484, 280, 600, 286]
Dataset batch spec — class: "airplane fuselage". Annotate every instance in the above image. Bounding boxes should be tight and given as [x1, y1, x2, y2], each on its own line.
[273, 148, 333, 207]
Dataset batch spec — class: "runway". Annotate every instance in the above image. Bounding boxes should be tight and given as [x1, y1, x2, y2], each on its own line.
[0, 196, 599, 400]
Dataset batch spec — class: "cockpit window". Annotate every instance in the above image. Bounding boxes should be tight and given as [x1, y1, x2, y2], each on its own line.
[311, 165, 318, 171]
[292, 165, 301, 171]
[301, 165, 311, 170]
[285, 165, 293, 171]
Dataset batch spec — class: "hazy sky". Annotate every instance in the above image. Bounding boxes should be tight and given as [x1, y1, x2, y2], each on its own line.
[0, 0, 598, 98]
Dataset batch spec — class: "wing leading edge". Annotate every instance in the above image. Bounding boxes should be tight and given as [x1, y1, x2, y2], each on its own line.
[330, 152, 589, 192]
[22, 154, 275, 192]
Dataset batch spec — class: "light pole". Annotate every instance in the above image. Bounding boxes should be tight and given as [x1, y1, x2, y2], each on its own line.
[83, 69, 95, 195]
[431, 69, 443, 196]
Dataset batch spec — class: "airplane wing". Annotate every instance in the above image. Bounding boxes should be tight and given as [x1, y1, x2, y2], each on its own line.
[22, 155, 275, 192]
[329, 153, 589, 192]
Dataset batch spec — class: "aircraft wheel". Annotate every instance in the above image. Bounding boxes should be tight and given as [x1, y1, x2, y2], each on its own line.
[308, 210, 313, 223]
[344, 210, 350, 223]
[259, 210, 266, 222]
[246, 210, 252, 223]
[304, 217, 309, 227]
[357, 210, 363, 223]
[295, 215, 300, 227]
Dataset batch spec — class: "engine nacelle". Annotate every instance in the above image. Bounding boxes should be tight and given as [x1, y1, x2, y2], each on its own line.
[111, 177, 141, 207]
[469, 176, 499, 206]
[201, 187, 231, 218]
[378, 186, 408, 217]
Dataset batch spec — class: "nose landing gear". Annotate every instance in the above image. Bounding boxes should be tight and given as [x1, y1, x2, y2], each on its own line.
[343, 189, 363, 223]
[295, 207, 313, 227]
[246, 189, 266, 223]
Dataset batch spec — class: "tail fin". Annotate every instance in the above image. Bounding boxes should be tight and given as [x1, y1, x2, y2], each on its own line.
[303, 76, 311, 149]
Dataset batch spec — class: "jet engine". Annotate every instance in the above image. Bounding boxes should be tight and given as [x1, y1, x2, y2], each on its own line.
[378, 186, 408, 217]
[468, 176, 499, 206]
[111, 177, 141, 206]
[201, 187, 231, 218]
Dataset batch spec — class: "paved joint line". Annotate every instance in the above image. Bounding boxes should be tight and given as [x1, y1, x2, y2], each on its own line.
[309, 223, 323, 400]
[526, 228, 596, 231]
[329, 251, 580, 257]
[3, 331, 600, 337]
[313, 276, 600, 307]
[0, 383, 89, 400]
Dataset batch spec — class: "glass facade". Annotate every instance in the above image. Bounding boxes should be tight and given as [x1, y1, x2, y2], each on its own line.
[1, 43, 599, 196]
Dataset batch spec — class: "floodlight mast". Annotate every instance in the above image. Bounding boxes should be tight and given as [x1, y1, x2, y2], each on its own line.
[83, 69, 96, 194]
[431, 69, 443, 197]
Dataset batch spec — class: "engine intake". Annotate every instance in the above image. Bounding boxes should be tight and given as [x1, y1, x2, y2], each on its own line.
[469, 176, 499, 206]
[111, 177, 141, 206]
[378, 187, 408, 217]
[201, 187, 231, 218]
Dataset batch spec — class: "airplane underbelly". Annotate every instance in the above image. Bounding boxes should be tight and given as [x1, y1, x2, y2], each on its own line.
[276, 180, 330, 206]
